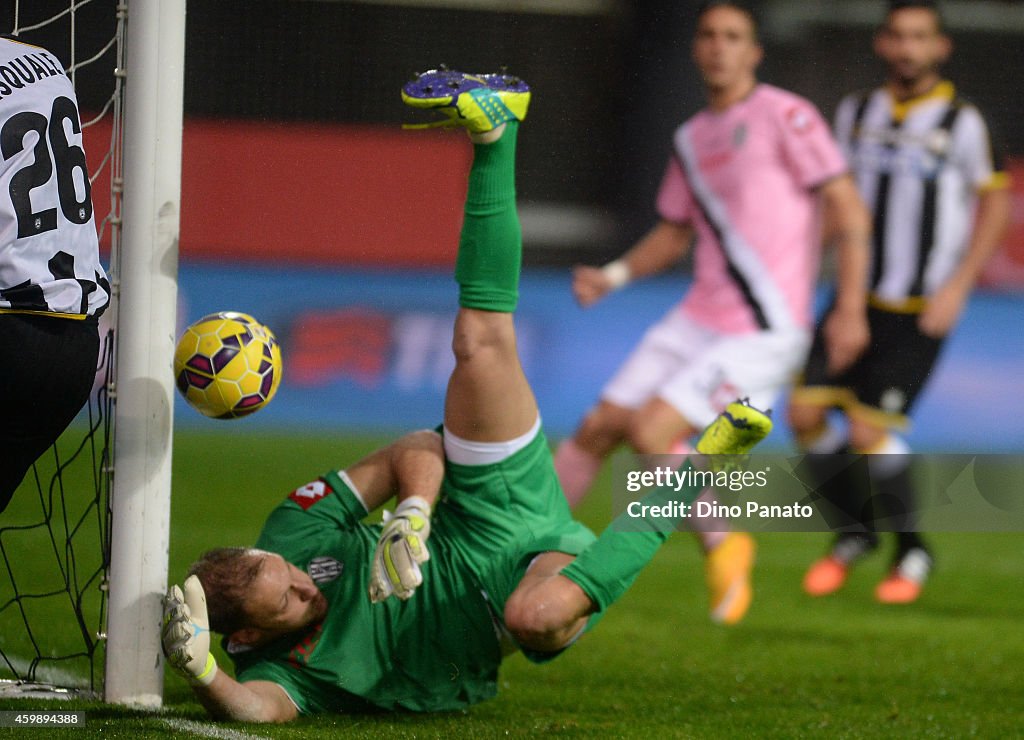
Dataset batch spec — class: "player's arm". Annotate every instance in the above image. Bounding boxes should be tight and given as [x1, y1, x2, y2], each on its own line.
[343, 429, 444, 512]
[162, 577, 298, 723]
[918, 184, 1011, 337]
[339, 430, 445, 602]
[195, 674, 298, 723]
[572, 219, 693, 307]
[818, 173, 872, 374]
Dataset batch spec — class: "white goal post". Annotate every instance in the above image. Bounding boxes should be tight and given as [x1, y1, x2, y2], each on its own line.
[105, 0, 187, 708]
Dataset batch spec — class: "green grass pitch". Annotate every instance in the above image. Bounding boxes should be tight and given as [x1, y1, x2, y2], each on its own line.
[2, 427, 1023, 737]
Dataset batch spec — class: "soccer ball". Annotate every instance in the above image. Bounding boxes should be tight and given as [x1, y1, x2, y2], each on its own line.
[174, 311, 283, 419]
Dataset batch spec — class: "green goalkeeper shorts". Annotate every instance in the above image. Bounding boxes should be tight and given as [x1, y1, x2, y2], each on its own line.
[431, 425, 597, 624]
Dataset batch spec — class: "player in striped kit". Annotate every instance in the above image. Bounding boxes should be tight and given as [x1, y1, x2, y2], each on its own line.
[790, 0, 1011, 604]
[0, 37, 109, 513]
[554, 1, 872, 624]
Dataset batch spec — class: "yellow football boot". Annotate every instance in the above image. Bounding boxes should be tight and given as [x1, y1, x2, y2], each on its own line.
[401, 66, 530, 133]
[695, 399, 773, 455]
[695, 400, 770, 624]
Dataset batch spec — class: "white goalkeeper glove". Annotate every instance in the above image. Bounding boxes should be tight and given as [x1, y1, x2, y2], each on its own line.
[162, 574, 218, 686]
[369, 496, 432, 603]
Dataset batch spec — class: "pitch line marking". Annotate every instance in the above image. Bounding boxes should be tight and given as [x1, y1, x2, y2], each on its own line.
[159, 717, 269, 740]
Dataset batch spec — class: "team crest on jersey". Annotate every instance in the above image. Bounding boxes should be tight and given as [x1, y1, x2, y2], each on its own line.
[288, 479, 333, 510]
[308, 556, 344, 585]
[925, 129, 952, 157]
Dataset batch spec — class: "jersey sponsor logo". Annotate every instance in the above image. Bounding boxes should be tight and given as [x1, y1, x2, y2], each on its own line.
[853, 142, 942, 180]
[856, 125, 952, 176]
[288, 479, 333, 510]
[859, 127, 952, 157]
[308, 556, 344, 585]
[698, 148, 734, 171]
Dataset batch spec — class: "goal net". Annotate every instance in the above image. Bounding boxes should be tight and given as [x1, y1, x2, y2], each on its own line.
[0, 0, 124, 701]
[0, 0, 186, 708]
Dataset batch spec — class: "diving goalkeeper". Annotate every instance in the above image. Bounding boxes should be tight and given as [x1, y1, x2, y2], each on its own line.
[161, 70, 772, 722]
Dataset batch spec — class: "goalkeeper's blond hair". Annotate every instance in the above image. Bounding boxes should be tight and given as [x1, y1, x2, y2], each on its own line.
[188, 547, 267, 634]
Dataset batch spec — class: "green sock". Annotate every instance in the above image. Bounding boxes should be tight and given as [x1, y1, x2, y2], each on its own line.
[455, 122, 521, 312]
[560, 460, 703, 614]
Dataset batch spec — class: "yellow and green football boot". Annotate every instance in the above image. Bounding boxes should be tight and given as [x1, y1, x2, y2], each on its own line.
[401, 66, 530, 133]
[695, 399, 773, 456]
[695, 399, 771, 625]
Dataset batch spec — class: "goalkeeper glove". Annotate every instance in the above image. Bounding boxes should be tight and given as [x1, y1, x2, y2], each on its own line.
[161, 574, 218, 686]
[369, 496, 432, 603]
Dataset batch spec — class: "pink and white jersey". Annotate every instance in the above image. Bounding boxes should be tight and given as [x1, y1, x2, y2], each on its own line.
[657, 84, 846, 334]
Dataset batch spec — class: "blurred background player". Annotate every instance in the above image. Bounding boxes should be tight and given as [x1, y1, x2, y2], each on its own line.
[0, 37, 109, 513]
[553, 0, 871, 624]
[789, 0, 1011, 605]
[160, 70, 773, 721]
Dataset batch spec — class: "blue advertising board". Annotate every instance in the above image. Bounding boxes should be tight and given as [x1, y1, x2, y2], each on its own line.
[175, 262, 1024, 452]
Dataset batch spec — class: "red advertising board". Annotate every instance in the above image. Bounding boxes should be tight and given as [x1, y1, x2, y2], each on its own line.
[84, 118, 1024, 283]
[85, 117, 470, 267]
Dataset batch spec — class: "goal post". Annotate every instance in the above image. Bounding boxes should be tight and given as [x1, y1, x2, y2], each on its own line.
[105, 0, 187, 708]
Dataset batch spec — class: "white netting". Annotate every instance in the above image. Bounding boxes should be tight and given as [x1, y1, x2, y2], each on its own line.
[0, 0, 124, 699]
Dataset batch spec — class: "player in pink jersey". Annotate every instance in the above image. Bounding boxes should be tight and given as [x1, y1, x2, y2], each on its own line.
[555, 1, 872, 624]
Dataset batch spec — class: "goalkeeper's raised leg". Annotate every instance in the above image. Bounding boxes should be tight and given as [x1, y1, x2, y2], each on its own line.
[161, 69, 776, 723]
[403, 68, 775, 651]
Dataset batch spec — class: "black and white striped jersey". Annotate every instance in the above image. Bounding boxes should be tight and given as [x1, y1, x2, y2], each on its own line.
[836, 81, 1007, 310]
[0, 38, 109, 318]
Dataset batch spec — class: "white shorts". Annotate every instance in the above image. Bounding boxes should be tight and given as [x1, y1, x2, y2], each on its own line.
[443, 416, 542, 466]
[600, 308, 810, 428]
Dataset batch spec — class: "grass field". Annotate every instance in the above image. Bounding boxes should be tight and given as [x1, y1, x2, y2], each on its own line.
[2, 427, 1023, 738]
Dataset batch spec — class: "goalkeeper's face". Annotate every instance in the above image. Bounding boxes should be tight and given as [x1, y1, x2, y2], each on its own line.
[242, 553, 328, 639]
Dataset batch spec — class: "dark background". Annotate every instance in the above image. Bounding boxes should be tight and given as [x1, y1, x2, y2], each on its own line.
[8, 0, 1024, 263]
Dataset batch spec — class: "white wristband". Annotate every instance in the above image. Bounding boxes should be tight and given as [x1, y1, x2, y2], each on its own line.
[395, 496, 432, 516]
[601, 260, 631, 290]
[193, 653, 218, 687]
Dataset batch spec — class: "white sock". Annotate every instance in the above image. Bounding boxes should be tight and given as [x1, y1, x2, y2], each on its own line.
[863, 434, 910, 479]
[804, 421, 847, 454]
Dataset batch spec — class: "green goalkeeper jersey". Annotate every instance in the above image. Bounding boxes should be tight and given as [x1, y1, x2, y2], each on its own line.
[229, 427, 596, 714]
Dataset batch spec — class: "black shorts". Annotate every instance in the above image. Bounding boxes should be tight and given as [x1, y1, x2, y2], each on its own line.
[794, 304, 944, 425]
[0, 313, 100, 511]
